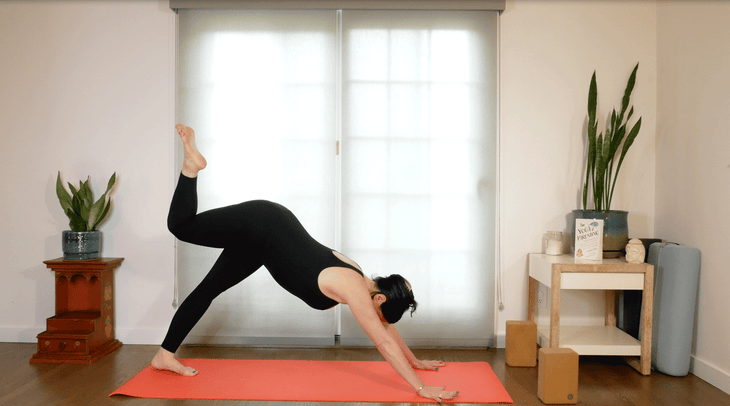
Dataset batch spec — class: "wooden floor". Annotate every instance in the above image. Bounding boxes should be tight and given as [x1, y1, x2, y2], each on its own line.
[1, 343, 729, 406]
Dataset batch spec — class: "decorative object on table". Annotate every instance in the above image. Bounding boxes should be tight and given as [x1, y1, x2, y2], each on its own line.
[30, 258, 124, 364]
[571, 63, 642, 258]
[573, 219, 603, 261]
[56, 172, 116, 260]
[569, 209, 628, 258]
[625, 238, 646, 263]
[542, 231, 564, 256]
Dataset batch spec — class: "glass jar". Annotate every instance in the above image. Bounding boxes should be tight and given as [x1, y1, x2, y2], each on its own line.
[543, 231, 564, 256]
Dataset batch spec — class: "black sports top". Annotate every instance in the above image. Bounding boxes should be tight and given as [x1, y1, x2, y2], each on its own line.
[246, 200, 364, 310]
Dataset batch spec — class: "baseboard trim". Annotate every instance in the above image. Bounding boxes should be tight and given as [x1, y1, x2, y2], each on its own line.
[0, 327, 42, 343]
[1, 327, 497, 350]
[339, 337, 494, 348]
[691, 355, 730, 396]
[495, 333, 506, 348]
[183, 335, 335, 347]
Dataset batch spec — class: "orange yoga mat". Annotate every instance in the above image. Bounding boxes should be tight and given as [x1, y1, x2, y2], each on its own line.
[110, 359, 513, 403]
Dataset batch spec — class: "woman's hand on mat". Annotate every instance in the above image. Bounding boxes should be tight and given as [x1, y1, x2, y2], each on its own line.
[418, 385, 459, 403]
[413, 359, 446, 370]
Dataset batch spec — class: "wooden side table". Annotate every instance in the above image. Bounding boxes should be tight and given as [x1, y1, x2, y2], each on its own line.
[527, 254, 654, 375]
[30, 258, 123, 364]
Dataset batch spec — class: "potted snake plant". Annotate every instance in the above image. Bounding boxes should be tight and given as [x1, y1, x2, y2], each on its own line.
[571, 63, 642, 258]
[55, 172, 116, 260]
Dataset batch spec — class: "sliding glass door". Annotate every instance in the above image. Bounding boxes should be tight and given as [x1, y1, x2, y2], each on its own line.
[176, 9, 497, 346]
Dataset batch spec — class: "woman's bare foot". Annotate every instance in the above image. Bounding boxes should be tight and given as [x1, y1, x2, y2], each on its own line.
[176, 124, 207, 178]
[150, 347, 198, 376]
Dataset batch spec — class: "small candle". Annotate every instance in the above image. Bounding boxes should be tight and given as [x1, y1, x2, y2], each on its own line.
[543, 231, 564, 255]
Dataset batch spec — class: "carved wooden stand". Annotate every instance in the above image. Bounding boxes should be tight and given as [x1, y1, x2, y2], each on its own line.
[30, 258, 123, 364]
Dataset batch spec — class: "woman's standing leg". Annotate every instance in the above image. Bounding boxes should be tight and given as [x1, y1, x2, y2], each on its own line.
[151, 247, 262, 375]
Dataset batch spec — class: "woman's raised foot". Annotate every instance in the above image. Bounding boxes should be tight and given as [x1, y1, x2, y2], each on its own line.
[175, 124, 207, 178]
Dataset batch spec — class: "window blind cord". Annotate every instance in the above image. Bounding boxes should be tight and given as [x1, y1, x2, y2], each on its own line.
[496, 14, 504, 312]
[495, 155, 504, 311]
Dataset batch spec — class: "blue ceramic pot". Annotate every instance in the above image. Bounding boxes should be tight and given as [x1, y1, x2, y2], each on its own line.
[62, 230, 101, 260]
[569, 210, 628, 258]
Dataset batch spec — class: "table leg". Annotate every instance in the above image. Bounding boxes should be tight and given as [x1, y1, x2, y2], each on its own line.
[625, 266, 655, 376]
[550, 267, 561, 348]
[605, 290, 617, 327]
[639, 267, 654, 375]
[528, 276, 538, 323]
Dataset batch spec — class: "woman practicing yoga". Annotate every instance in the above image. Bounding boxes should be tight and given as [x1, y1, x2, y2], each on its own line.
[150, 125, 459, 402]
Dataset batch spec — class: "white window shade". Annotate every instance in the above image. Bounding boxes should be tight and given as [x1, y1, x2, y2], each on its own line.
[170, 1, 505, 11]
[177, 9, 338, 345]
[175, 8, 498, 347]
[339, 10, 497, 346]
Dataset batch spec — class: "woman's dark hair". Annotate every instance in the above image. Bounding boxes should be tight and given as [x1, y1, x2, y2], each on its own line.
[373, 274, 418, 324]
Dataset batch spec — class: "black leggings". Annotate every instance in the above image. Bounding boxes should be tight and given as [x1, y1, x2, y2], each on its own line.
[161, 174, 265, 352]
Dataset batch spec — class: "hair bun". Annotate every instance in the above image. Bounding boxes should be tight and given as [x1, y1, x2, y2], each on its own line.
[374, 274, 418, 324]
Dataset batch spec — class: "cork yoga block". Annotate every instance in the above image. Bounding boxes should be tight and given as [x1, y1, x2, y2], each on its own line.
[538, 347, 579, 404]
[505, 320, 537, 367]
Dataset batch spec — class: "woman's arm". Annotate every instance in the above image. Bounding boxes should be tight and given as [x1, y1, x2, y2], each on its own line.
[384, 323, 445, 371]
[319, 269, 458, 402]
[345, 286, 424, 389]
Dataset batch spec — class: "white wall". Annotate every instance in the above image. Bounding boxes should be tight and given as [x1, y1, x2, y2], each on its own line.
[656, 2, 730, 395]
[0, 0, 178, 344]
[498, 0, 657, 339]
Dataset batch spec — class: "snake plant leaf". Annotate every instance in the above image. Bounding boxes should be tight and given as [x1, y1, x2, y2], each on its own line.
[610, 109, 617, 137]
[65, 208, 87, 232]
[616, 118, 642, 176]
[68, 182, 79, 199]
[56, 172, 73, 214]
[80, 197, 91, 224]
[594, 133, 606, 210]
[620, 63, 639, 117]
[106, 172, 116, 194]
[89, 194, 106, 230]
[583, 70, 599, 210]
[78, 180, 86, 202]
[588, 71, 597, 122]
[583, 120, 598, 209]
[92, 200, 112, 231]
[71, 193, 81, 213]
[90, 173, 116, 230]
[81, 178, 94, 207]
[608, 117, 642, 207]
[602, 131, 613, 209]
[611, 125, 625, 155]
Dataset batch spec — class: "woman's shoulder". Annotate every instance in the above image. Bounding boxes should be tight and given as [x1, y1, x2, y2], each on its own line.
[318, 266, 370, 304]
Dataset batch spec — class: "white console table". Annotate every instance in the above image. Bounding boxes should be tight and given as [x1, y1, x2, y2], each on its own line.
[527, 254, 654, 375]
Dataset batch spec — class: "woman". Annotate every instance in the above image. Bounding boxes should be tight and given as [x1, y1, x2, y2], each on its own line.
[150, 125, 459, 402]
